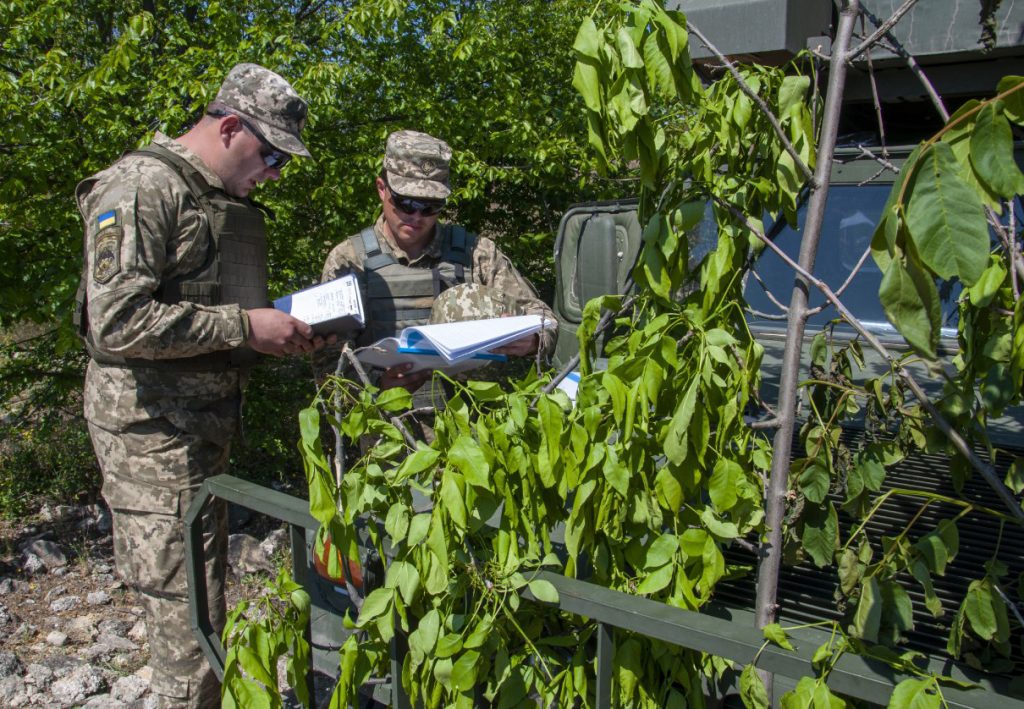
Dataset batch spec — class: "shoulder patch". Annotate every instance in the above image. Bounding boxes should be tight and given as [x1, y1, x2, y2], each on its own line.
[93, 226, 122, 283]
[97, 209, 118, 230]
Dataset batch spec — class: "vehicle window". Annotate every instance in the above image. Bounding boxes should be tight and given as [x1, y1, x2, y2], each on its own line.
[745, 183, 962, 337]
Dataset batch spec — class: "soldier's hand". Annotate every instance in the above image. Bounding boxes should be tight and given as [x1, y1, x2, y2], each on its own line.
[246, 308, 323, 357]
[380, 362, 432, 393]
[492, 333, 539, 357]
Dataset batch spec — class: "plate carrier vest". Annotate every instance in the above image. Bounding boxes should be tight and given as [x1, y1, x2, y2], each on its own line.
[350, 223, 476, 347]
[73, 142, 269, 370]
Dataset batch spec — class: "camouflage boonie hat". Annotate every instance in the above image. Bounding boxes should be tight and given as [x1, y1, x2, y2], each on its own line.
[214, 63, 311, 157]
[384, 130, 451, 200]
[430, 284, 512, 324]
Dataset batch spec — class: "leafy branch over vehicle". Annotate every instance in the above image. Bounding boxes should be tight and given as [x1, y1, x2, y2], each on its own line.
[221, 1, 1024, 706]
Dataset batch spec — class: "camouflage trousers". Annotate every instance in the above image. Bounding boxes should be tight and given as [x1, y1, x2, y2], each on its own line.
[87, 419, 230, 709]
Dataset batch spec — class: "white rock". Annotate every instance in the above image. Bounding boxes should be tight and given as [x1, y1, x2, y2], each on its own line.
[49, 665, 105, 706]
[24, 663, 54, 690]
[44, 585, 67, 601]
[21, 553, 45, 576]
[112, 673, 149, 702]
[0, 676, 28, 707]
[0, 651, 22, 678]
[259, 528, 290, 558]
[49, 596, 81, 613]
[86, 591, 111, 606]
[0, 601, 11, 626]
[228, 533, 275, 576]
[45, 631, 68, 647]
[65, 615, 99, 643]
[24, 539, 68, 570]
[127, 620, 147, 643]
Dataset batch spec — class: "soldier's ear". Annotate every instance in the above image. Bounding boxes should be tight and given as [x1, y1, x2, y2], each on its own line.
[216, 114, 244, 146]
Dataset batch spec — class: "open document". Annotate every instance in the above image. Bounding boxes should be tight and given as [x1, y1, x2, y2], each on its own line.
[356, 314, 555, 374]
[273, 273, 364, 336]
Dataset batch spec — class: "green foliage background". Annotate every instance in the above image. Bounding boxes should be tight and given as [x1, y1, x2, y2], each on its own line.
[0, 0, 615, 513]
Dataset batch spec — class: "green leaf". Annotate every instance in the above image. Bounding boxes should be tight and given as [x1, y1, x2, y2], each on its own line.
[574, 60, 603, 114]
[664, 380, 698, 464]
[376, 386, 412, 412]
[645, 532, 679, 568]
[449, 435, 490, 488]
[440, 475, 467, 531]
[997, 75, 1024, 123]
[740, 664, 769, 709]
[450, 650, 480, 692]
[435, 632, 463, 659]
[573, 16, 601, 58]
[778, 75, 810, 118]
[394, 447, 440, 483]
[904, 142, 990, 285]
[635, 563, 674, 595]
[879, 258, 940, 359]
[384, 503, 410, 543]
[963, 579, 998, 639]
[887, 678, 941, 709]
[762, 622, 795, 651]
[527, 578, 560, 603]
[970, 102, 1024, 199]
[643, 29, 676, 99]
[385, 560, 420, 605]
[616, 27, 643, 69]
[852, 577, 882, 642]
[801, 502, 839, 567]
[710, 458, 741, 510]
[357, 588, 393, 625]
[968, 259, 1007, 307]
[406, 513, 431, 547]
[798, 461, 830, 504]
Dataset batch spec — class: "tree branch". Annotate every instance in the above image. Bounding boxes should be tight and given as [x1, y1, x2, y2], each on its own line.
[847, 0, 921, 61]
[686, 22, 817, 188]
[755, 5, 862, 661]
[340, 349, 419, 450]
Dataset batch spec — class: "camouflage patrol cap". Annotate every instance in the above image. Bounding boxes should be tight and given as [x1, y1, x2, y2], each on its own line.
[384, 130, 451, 200]
[214, 63, 311, 157]
[430, 284, 512, 324]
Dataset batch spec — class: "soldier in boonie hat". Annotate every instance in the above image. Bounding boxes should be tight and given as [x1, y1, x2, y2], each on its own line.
[384, 130, 451, 200]
[213, 62, 311, 157]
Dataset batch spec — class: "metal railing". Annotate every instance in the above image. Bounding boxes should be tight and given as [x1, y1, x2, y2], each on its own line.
[185, 474, 1023, 708]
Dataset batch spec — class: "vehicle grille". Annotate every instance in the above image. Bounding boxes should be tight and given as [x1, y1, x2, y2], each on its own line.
[715, 431, 1024, 676]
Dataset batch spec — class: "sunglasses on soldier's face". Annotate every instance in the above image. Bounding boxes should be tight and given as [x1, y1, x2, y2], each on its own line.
[208, 111, 292, 169]
[388, 190, 445, 217]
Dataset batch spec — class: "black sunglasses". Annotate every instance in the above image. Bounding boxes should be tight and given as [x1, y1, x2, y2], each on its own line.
[208, 111, 291, 169]
[387, 187, 445, 217]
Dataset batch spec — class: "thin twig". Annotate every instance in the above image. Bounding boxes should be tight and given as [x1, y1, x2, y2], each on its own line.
[847, 0, 921, 61]
[864, 24, 888, 156]
[812, 242, 873, 309]
[856, 145, 899, 175]
[748, 267, 791, 314]
[340, 349, 419, 450]
[687, 21, 817, 187]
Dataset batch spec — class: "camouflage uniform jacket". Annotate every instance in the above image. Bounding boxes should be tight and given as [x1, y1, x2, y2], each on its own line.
[78, 132, 250, 445]
[315, 216, 555, 379]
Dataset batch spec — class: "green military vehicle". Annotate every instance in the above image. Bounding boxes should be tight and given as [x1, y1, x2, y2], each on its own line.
[186, 1, 1024, 705]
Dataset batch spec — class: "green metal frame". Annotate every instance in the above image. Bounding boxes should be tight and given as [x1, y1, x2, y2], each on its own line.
[185, 474, 1024, 708]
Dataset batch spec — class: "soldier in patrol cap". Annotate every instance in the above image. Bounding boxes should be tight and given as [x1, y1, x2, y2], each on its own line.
[74, 63, 323, 708]
[315, 130, 555, 393]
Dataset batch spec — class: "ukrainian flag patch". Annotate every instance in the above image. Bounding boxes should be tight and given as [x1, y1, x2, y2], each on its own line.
[97, 210, 118, 230]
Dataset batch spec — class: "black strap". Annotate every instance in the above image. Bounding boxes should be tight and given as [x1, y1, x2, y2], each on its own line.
[359, 227, 397, 271]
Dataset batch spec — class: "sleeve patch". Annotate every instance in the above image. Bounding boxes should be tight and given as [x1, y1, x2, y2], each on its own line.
[97, 209, 118, 230]
[93, 227, 122, 283]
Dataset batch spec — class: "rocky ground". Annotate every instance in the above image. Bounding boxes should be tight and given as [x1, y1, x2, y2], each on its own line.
[0, 502, 291, 708]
